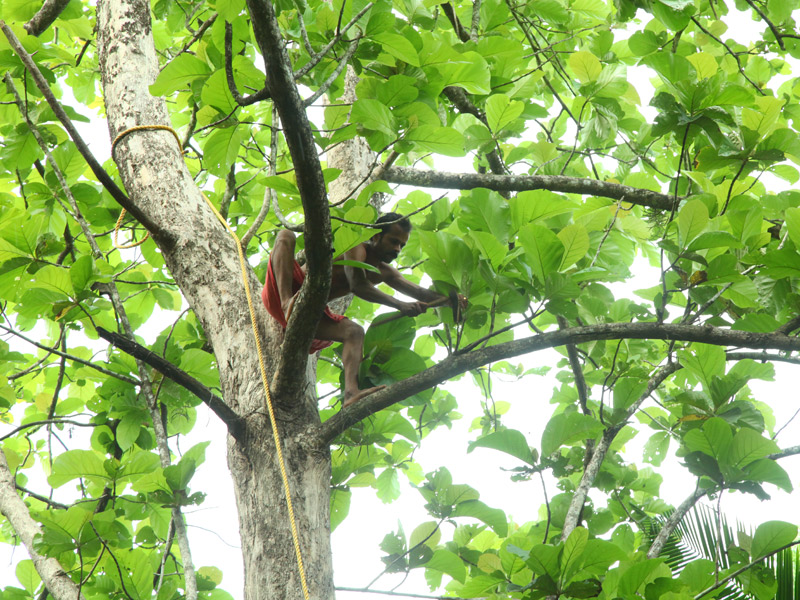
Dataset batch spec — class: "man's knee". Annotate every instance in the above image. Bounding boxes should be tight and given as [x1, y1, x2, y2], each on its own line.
[342, 320, 365, 342]
[275, 230, 296, 252]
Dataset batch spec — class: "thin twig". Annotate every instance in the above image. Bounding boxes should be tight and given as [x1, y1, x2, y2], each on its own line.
[0, 324, 139, 385]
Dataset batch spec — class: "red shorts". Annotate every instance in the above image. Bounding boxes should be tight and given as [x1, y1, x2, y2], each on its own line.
[262, 257, 346, 354]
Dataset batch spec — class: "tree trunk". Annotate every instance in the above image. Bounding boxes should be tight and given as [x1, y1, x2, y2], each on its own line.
[95, 1, 335, 599]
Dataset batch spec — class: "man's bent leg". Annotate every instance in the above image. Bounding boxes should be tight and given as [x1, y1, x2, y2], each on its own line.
[315, 317, 384, 407]
[272, 230, 298, 317]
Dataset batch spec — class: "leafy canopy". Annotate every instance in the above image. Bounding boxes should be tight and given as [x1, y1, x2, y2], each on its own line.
[2, 0, 800, 598]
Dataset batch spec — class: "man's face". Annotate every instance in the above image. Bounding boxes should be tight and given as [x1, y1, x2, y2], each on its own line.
[374, 224, 410, 262]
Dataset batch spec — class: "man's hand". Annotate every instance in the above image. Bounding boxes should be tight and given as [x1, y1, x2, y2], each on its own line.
[456, 294, 468, 312]
[398, 301, 428, 317]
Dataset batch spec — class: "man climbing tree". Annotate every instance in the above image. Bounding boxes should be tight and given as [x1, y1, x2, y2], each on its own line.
[263, 213, 465, 407]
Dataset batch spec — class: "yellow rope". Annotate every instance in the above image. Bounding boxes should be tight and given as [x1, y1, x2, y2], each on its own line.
[111, 125, 311, 600]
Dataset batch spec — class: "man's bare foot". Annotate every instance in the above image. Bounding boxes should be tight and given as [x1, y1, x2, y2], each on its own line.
[342, 385, 386, 409]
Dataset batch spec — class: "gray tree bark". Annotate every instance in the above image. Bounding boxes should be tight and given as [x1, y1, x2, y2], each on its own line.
[95, 1, 335, 599]
[0, 451, 88, 600]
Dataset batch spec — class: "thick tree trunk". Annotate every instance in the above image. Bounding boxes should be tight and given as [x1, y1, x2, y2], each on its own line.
[228, 420, 334, 600]
[95, 2, 335, 599]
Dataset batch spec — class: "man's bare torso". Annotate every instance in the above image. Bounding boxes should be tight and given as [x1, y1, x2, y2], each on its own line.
[300, 242, 389, 300]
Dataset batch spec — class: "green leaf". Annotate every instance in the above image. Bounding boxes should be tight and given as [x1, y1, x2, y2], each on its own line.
[541, 413, 603, 457]
[410, 521, 441, 548]
[15, 560, 41, 594]
[527, 544, 560, 578]
[557, 224, 590, 270]
[451, 499, 508, 536]
[686, 231, 743, 252]
[580, 540, 628, 575]
[438, 51, 491, 94]
[427, 549, 467, 583]
[352, 99, 397, 136]
[728, 428, 779, 469]
[376, 468, 401, 503]
[485, 94, 525, 132]
[518, 224, 565, 283]
[613, 377, 647, 412]
[561, 527, 589, 585]
[469, 231, 508, 268]
[334, 259, 381, 274]
[150, 54, 211, 96]
[330, 488, 351, 531]
[118, 451, 160, 483]
[683, 417, 732, 463]
[628, 31, 661, 56]
[618, 560, 672, 596]
[784, 207, 800, 249]
[117, 412, 145, 451]
[751, 521, 798, 559]
[678, 344, 726, 388]
[69, 255, 95, 294]
[203, 125, 248, 177]
[29, 265, 74, 298]
[201, 69, 237, 113]
[405, 126, 465, 156]
[744, 459, 793, 492]
[180, 348, 221, 389]
[373, 33, 421, 66]
[678, 199, 709, 247]
[49, 449, 109, 487]
[643, 431, 670, 466]
[569, 50, 602, 83]
[467, 429, 535, 465]
[460, 190, 510, 242]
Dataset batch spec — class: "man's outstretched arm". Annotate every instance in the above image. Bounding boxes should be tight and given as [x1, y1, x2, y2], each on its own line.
[381, 264, 445, 303]
[344, 246, 428, 315]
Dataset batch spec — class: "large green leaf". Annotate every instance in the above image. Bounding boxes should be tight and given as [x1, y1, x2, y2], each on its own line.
[451, 500, 508, 536]
[751, 522, 798, 559]
[48, 450, 109, 487]
[150, 54, 211, 96]
[518, 224, 565, 283]
[467, 429, 535, 465]
[541, 413, 603, 457]
[426, 549, 467, 583]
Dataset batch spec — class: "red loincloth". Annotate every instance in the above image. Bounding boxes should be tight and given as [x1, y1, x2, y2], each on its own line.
[262, 257, 346, 354]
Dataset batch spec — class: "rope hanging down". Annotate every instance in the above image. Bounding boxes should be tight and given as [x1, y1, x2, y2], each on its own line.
[111, 125, 311, 600]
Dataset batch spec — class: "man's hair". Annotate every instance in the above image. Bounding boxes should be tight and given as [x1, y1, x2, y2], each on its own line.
[375, 212, 412, 235]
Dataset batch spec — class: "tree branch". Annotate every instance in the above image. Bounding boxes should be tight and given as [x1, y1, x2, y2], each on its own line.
[725, 351, 800, 365]
[314, 323, 800, 445]
[561, 426, 618, 539]
[742, 0, 784, 50]
[693, 541, 800, 600]
[646, 486, 710, 559]
[245, 0, 334, 400]
[292, 2, 374, 80]
[0, 324, 139, 385]
[303, 36, 361, 108]
[23, 0, 71, 35]
[241, 105, 278, 249]
[0, 451, 89, 600]
[380, 166, 678, 210]
[95, 327, 245, 439]
[561, 361, 681, 540]
[225, 21, 271, 106]
[768, 445, 800, 460]
[336, 587, 477, 600]
[0, 419, 96, 443]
